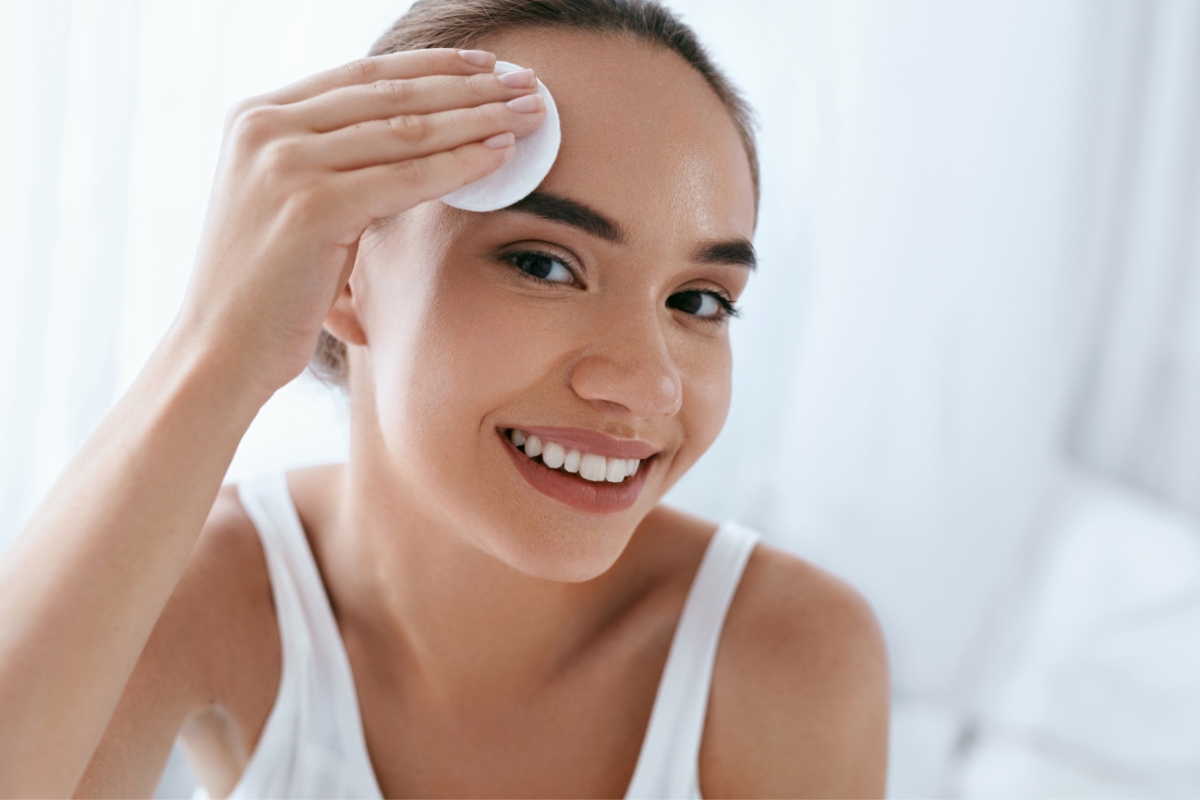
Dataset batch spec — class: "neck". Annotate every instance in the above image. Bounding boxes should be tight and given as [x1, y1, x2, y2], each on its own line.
[316, 433, 634, 709]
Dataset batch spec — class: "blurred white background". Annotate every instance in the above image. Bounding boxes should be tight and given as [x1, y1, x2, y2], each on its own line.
[3, 0, 1200, 796]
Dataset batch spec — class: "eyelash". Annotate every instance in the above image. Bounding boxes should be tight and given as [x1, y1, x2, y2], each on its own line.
[691, 290, 741, 322]
[505, 249, 580, 287]
[504, 249, 740, 322]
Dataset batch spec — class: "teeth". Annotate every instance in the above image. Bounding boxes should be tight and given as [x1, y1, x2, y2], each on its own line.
[606, 458, 627, 482]
[579, 453, 608, 482]
[508, 429, 646, 483]
[542, 441, 565, 469]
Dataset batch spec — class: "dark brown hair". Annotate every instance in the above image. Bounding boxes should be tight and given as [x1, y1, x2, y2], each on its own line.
[311, 0, 759, 386]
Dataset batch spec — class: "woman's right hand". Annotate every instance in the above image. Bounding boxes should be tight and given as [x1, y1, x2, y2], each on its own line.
[177, 48, 546, 396]
[0, 49, 546, 798]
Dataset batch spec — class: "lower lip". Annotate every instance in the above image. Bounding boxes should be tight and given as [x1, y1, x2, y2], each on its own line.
[500, 432, 651, 514]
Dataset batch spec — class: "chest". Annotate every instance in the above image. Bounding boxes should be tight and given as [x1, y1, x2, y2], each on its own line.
[343, 626, 673, 798]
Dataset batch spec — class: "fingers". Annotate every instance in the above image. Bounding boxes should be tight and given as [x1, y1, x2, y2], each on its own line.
[334, 136, 518, 220]
[291, 69, 539, 134]
[311, 95, 547, 171]
[263, 48, 496, 106]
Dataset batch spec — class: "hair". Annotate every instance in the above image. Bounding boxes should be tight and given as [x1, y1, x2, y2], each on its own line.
[311, 0, 759, 386]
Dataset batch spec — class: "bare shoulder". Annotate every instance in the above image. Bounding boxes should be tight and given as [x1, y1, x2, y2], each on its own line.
[701, 536, 890, 798]
[76, 484, 280, 797]
[178, 484, 282, 784]
[169, 483, 278, 686]
[189, 483, 272, 603]
[286, 462, 346, 534]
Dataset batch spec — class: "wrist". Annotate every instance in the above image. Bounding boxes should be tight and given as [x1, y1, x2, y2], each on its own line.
[149, 319, 277, 430]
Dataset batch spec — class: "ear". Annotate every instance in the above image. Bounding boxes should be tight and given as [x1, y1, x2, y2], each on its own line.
[323, 278, 367, 347]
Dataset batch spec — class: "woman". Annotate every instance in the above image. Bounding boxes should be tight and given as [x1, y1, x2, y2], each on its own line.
[0, 0, 888, 796]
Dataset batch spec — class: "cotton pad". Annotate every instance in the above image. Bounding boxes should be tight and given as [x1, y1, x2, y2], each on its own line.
[440, 61, 561, 212]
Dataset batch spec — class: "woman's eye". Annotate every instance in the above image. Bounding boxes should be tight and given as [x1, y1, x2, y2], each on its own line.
[667, 289, 737, 320]
[510, 251, 574, 284]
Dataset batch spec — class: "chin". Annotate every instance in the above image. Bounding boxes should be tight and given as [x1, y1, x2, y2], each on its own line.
[475, 510, 641, 583]
[435, 428, 665, 582]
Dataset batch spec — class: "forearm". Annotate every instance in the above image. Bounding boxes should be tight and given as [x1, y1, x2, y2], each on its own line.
[0, 327, 268, 797]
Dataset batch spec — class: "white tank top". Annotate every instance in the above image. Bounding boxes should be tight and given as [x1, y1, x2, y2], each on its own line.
[218, 473, 759, 799]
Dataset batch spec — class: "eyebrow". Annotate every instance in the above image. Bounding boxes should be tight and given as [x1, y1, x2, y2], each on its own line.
[501, 190, 756, 269]
[503, 191, 625, 244]
[694, 238, 757, 270]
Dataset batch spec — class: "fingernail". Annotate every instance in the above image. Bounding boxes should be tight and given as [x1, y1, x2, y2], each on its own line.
[458, 49, 494, 68]
[497, 69, 535, 89]
[484, 132, 515, 150]
[506, 93, 544, 113]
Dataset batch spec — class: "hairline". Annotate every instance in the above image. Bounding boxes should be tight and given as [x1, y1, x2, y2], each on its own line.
[368, 12, 759, 216]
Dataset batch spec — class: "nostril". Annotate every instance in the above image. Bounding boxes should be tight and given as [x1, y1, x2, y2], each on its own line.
[569, 351, 683, 418]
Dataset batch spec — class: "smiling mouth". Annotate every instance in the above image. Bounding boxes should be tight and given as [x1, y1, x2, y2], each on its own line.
[499, 427, 655, 513]
[505, 428, 644, 483]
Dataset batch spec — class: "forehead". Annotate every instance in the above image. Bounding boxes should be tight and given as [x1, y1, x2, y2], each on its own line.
[478, 28, 756, 243]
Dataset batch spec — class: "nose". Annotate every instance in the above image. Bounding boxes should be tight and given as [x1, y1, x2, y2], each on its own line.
[568, 311, 683, 419]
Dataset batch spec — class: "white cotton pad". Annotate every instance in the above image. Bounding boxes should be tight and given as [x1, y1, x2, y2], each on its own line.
[440, 60, 561, 212]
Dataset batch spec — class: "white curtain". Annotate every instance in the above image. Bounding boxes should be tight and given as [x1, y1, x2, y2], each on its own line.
[668, 0, 1096, 791]
[3, 1, 1199, 797]
[1067, 0, 1200, 510]
[669, 0, 1200, 794]
[1, 0, 139, 540]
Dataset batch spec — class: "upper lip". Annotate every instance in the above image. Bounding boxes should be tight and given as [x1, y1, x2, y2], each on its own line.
[501, 425, 661, 460]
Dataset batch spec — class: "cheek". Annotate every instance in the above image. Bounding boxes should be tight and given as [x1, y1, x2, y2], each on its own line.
[369, 264, 568, 469]
[672, 335, 733, 474]
[426, 276, 574, 420]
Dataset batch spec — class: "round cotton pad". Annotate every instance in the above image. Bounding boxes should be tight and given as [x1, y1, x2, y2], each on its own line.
[440, 61, 561, 212]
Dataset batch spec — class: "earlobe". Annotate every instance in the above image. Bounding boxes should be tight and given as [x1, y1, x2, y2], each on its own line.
[323, 282, 367, 347]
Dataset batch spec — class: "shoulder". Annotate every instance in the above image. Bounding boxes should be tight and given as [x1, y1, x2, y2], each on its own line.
[148, 483, 280, 716]
[113, 484, 275, 700]
[161, 484, 282, 791]
[79, 484, 281, 796]
[701, 534, 890, 798]
[168, 484, 273, 644]
[188, 483, 270, 600]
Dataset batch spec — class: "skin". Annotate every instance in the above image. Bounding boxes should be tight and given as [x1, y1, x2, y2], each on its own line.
[0, 28, 888, 800]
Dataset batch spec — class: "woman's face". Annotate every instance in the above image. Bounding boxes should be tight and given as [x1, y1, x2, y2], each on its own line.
[343, 30, 756, 581]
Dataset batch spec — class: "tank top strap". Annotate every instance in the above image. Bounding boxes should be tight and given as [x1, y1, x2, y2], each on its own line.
[229, 473, 383, 799]
[624, 521, 761, 800]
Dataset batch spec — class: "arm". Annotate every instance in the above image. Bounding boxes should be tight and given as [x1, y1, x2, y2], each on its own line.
[73, 486, 281, 799]
[702, 544, 891, 798]
[0, 47, 543, 797]
[0, 335, 263, 799]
